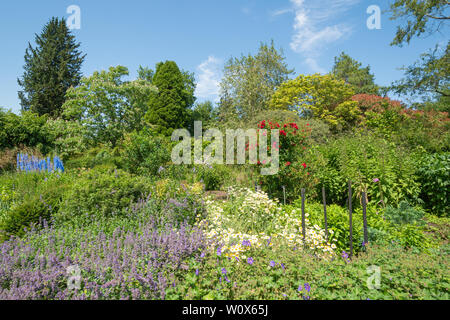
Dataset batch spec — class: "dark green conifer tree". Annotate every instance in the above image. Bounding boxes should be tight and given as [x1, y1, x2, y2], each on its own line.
[145, 61, 195, 135]
[18, 17, 85, 117]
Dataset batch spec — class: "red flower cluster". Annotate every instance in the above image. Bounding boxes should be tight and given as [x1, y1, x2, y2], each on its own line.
[258, 120, 281, 129]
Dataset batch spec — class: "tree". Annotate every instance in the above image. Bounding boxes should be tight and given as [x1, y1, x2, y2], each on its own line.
[391, 41, 449, 106]
[17, 17, 85, 117]
[331, 52, 381, 95]
[191, 101, 217, 129]
[389, 0, 449, 46]
[62, 66, 157, 147]
[144, 61, 196, 136]
[269, 74, 360, 130]
[218, 41, 294, 122]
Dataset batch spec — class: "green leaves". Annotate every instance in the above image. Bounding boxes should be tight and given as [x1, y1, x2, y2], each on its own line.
[145, 61, 195, 136]
[218, 41, 294, 123]
[416, 153, 450, 216]
[17, 17, 85, 117]
[61, 66, 157, 147]
[269, 74, 359, 131]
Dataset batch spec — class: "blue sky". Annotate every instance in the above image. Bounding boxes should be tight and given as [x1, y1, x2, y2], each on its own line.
[0, 0, 448, 113]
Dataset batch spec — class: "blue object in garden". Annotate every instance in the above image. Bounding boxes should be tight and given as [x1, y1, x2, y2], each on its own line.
[16, 153, 64, 174]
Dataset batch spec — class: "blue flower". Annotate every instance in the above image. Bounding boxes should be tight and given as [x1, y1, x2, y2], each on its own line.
[242, 239, 251, 247]
[247, 257, 254, 265]
[304, 283, 311, 293]
[269, 260, 276, 267]
[298, 284, 303, 292]
[221, 268, 227, 275]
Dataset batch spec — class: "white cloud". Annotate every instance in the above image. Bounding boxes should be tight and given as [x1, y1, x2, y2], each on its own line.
[271, 8, 293, 17]
[195, 56, 222, 101]
[283, 0, 359, 72]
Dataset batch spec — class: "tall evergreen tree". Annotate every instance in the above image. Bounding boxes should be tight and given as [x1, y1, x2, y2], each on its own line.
[144, 61, 195, 136]
[18, 17, 85, 117]
[331, 52, 380, 95]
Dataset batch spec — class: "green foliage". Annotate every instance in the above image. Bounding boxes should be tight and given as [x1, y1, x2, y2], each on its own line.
[0, 109, 51, 153]
[314, 133, 420, 208]
[145, 61, 195, 136]
[269, 74, 360, 131]
[167, 243, 449, 300]
[44, 118, 90, 160]
[62, 65, 157, 147]
[384, 201, 425, 225]
[55, 167, 152, 224]
[416, 153, 449, 216]
[119, 130, 171, 176]
[218, 40, 294, 122]
[191, 101, 217, 130]
[64, 146, 122, 170]
[332, 52, 381, 95]
[0, 172, 73, 241]
[389, 0, 449, 46]
[391, 42, 449, 102]
[196, 164, 232, 191]
[17, 17, 85, 117]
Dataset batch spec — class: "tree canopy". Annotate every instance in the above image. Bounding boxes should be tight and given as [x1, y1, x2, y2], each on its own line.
[62, 66, 157, 147]
[389, 0, 450, 46]
[269, 74, 360, 131]
[144, 61, 196, 136]
[218, 41, 294, 122]
[17, 17, 85, 117]
[331, 52, 381, 95]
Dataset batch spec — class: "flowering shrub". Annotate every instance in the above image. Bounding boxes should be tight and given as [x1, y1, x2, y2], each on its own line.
[16, 153, 64, 173]
[197, 187, 336, 261]
[256, 120, 318, 201]
[0, 211, 208, 299]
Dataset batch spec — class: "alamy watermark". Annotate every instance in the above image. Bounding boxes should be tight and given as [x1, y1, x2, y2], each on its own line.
[171, 121, 280, 175]
[67, 265, 81, 290]
[66, 5, 81, 30]
[367, 5, 381, 30]
[366, 265, 381, 290]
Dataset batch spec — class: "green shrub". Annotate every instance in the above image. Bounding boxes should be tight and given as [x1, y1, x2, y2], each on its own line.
[292, 202, 390, 253]
[0, 195, 52, 241]
[65, 145, 122, 170]
[314, 133, 420, 208]
[0, 172, 73, 241]
[120, 130, 171, 176]
[384, 201, 425, 226]
[416, 152, 449, 216]
[55, 166, 152, 224]
[196, 164, 232, 191]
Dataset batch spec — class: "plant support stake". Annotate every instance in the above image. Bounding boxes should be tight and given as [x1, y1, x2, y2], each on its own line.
[362, 191, 368, 246]
[322, 186, 328, 242]
[348, 180, 353, 258]
[301, 188, 306, 241]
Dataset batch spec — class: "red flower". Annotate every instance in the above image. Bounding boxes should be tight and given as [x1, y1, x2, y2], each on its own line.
[302, 163, 307, 169]
[280, 130, 287, 136]
[286, 161, 291, 166]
